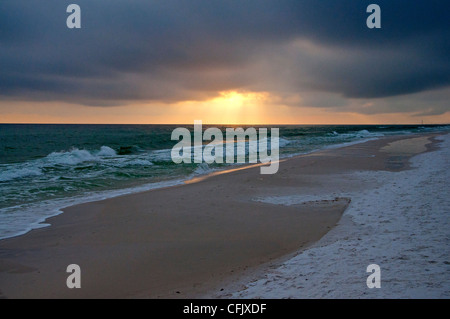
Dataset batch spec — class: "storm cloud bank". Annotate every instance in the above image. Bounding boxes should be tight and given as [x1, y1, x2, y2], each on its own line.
[0, 0, 449, 114]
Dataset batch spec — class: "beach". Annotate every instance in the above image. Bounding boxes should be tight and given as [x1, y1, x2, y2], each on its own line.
[0, 132, 448, 299]
[213, 133, 450, 298]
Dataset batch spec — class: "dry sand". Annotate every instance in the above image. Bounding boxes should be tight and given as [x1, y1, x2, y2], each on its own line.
[0, 133, 440, 299]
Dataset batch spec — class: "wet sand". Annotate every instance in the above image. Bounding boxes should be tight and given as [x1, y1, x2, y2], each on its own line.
[0, 133, 440, 299]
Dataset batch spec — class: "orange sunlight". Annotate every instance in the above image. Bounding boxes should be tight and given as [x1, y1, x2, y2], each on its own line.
[0, 95, 449, 125]
[172, 91, 270, 124]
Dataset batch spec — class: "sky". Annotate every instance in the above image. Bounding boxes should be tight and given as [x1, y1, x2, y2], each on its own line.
[0, 0, 449, 124]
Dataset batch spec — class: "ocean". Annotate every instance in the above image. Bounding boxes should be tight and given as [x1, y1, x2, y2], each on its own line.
[0, 123, 448, 239]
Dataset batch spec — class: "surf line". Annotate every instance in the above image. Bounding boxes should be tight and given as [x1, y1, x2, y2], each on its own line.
[170, 120, 280, 174]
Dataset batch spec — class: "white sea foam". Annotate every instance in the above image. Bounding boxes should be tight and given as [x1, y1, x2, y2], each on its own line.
[357, 129, 371, 135]
[46, 148, 96, 165]
[46, 146, 120, 165]
[96, 146, 117, 157]
[0, 166, 43, 182]
[0, 146, 122, 183]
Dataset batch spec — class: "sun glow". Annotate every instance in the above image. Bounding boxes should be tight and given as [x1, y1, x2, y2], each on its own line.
[212, 91, 249, 123]
[2, 94, 449, 125]
[209, 91, 270, 124]
[173, 90, 271, 125]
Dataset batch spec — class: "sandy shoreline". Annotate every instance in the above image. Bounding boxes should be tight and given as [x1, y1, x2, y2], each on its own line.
[0, 133, 443, 298]
[216, 133, 449, 298]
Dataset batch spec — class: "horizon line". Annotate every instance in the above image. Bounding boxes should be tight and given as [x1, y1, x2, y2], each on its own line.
[0, 122, 449, 126]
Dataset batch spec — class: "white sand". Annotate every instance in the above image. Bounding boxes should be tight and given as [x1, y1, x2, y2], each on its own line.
[215, 134, 450, 298]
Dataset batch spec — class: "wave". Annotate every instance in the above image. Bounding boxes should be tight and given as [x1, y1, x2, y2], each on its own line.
[335, 130, 384, 139]
[326, 129, 383, 138]
[46, 149, 97, 165]
[97, 146, 117, 157]
[0, 166, 43, 182]
[45, 146, 117, 165]
[117, 158, 154, 167]
[278, 137, 291, 147]
[0, 146, 122, 182]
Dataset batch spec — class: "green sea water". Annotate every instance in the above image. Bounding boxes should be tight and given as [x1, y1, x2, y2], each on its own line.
[0, 123, 448, 239]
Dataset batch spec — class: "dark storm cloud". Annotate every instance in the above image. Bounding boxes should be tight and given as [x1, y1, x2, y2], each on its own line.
[0, 0, 449, 113]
